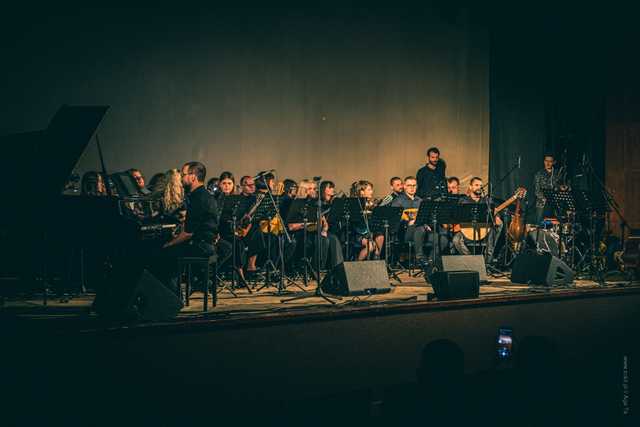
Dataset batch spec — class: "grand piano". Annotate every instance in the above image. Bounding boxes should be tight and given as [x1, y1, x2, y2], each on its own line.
[1, 106, 174, 301]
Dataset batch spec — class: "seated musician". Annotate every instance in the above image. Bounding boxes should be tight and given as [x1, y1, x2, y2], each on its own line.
[282, 179, 298, 198]
[283, 180, 330, 271]
[379, 176, 404, 206]
[391, 176, 449, 265]
[255, 172, 276, 193]
[452, 177, 503, 261]
[159, 161, 219, 293]
[350, 180, 384, 260]
[447, 176, 460, 195]
[161, 169, 186, 223]
[127, 168, 147, 192]
[320, 180, 336, 203]
[81, 171, 107, 196]
[239, 175, 262, 273]
[217, 171, 236, 198]
[213, 171, 246, 280]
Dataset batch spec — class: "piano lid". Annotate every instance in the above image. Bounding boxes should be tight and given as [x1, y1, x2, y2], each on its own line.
[42, 105, 110, 201]
[1, 105, 109, 226]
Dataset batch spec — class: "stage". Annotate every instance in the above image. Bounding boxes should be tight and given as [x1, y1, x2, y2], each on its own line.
[2, 271, 638, 333]
[3, 271, 639, 424]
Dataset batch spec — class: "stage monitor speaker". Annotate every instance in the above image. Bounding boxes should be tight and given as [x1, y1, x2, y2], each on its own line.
[321, 260, 391, 296]
[511, 250, 574, 287]
[95, 265, 182, 321]
[429, 270, 480, 301]
[440, 255, 488, 283]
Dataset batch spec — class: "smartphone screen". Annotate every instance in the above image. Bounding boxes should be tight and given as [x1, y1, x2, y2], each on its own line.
[496, 327, 513, 360]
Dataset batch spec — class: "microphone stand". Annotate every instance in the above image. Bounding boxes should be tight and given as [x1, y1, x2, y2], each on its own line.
[255, 173, 293, 294]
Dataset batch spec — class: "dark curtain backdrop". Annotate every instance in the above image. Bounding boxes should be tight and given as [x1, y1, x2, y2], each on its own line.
[489, 6, 607, 219]
[0, 5, 489, 196]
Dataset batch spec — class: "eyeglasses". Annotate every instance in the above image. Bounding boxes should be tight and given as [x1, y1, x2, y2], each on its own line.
[404, 183, 417, 187]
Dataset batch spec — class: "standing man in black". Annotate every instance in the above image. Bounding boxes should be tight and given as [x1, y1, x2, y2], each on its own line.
[416, 147, 447, 198]
[160, 161, 219, 293]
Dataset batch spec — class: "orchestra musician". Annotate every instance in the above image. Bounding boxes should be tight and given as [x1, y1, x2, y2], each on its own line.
[452, 177, 503, 261]
[447, 176, 460, 195]
[379, 176, 404, 206]
[158, 161, 219, 293]
[282, 179, 298, 198]
[127, 168, 146, 192]
[81, 171, 107, 196]
[217, 171, 236, 198]
[240, 175, 256, 196]
[391, 176, 428, 264]
[416, 147, 447, 198]
[533, 153, 566, 224]
[350, 180, 384, 260]
[320, 180, 336, 203]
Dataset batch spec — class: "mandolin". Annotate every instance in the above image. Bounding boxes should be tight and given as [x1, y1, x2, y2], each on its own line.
[401, 208, 418, 222]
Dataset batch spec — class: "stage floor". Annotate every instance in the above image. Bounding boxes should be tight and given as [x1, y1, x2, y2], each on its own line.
[3, 271, 638, 333]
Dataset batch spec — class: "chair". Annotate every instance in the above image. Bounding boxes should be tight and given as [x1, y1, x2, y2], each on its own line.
[177, 255, 218, 310]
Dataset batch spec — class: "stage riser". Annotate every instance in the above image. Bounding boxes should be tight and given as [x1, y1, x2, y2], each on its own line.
[6, 292, 638, 408]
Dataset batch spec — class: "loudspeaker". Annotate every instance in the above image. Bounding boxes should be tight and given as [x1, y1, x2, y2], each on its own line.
[95, 265, 182, 321]
[429, 270, 480, 300]
[440, 255, 488, 283]
[526, 229, 560, 257]
[321, 260, 391, 296]
[511, 250, 574, 286]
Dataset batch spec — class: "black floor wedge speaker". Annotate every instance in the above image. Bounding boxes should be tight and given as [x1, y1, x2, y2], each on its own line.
[94, 264, 182, 321]
[440, 255, 488, 283]
[428, 270, 480, 301]
[321, 260, 391, 296]
[511, 250, 574, 287]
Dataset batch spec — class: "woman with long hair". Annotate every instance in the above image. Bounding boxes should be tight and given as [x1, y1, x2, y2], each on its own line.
[351, 180, 384, 260]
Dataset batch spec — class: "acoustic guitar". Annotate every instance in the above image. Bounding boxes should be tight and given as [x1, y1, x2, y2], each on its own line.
[459, 187, 527, 241]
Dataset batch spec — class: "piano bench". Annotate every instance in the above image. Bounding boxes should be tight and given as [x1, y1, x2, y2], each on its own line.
[177, 256, 218, 311]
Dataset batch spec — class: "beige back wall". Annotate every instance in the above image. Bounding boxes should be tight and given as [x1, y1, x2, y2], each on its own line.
[3, 7, 489, 196]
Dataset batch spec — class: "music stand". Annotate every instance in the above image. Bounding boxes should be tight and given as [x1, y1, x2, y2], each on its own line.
[542, 189, 576, 220]
[416, 197, 460, 269]
[251, 191, 289, 292]
[285, 198, 320, 287]
[327, 197, 367, 261]
[456, 201, 491, 256]
[218, 195, 254, 296]
[369, 206, 403, 280]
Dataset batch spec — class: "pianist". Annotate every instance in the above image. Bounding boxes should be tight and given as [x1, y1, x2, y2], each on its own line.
[156, 161, 219, 293]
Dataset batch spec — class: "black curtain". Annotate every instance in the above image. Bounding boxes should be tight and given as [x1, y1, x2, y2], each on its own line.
[489, 7, 606, 222]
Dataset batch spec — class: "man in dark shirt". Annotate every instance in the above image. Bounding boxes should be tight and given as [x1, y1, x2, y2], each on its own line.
[392, 177, 426, 263]
[160, 161, 219, 292]
[533, 154, 565, 224]
[416, 147, 447, 198]
[452, 177, 503, 261]
[380, 176, 404, 206]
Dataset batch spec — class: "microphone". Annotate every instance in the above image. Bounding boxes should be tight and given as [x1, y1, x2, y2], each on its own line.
[313, 176, 322, 181]
[252, 169, 275, 180]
